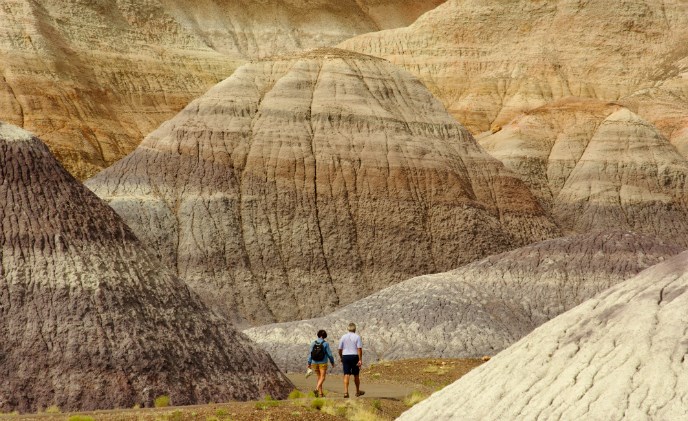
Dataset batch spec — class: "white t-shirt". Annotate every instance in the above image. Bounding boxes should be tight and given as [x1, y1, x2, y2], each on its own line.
[338, 332, 362, 355]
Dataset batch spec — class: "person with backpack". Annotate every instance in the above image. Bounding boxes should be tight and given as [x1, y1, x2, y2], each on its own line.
[307, 329, 335, 397]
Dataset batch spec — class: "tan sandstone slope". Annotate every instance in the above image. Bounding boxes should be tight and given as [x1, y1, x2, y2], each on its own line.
[86, 48, 559, 326]
[397, 245, 688, 420]
[245, 231, 681, 372]
[0, 0, 445, 179]
[478, 99, 688, 247]
[340, 0, 688, 146]
[0, 121, 293, 412]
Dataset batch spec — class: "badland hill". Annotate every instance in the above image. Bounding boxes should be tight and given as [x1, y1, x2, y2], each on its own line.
[0, 122, 292, 412]
[0, 0, 444, 179]
[245, 231, 681, 372]
[479, 99, 688, 247]
[341, 0, 688, 149]
[399, 246, 688, 420]
[86, 48, 559, 326]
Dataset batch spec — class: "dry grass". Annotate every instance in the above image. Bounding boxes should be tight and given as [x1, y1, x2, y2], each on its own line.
[3, 358, 483, 421]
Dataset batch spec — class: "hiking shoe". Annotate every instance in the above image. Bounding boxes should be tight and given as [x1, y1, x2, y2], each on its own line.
[343, 393, 349, 398]
[356, 391, 365, 397]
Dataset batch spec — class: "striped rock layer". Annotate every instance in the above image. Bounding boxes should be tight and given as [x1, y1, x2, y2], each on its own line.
[244, 231, 681, 372]
[86, 48, 559, 326]
[479, 99, 688, 247]
[340, 0, 688, 148]
[0, 121, 292, 412]
[0, 0, 445, 179]
[397, 246, 688, 420]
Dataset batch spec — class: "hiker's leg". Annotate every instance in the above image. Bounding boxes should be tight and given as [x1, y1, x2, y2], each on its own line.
[343, 374, 350, 395]
[354, 375, 361, 393]
[317, 367, 326, 394]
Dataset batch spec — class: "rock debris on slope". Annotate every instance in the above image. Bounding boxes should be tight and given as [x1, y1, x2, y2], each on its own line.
[479, 98, 688, 248]
[86, 48, 560, 326]
[397, 247, 688, 420]
[0, 122, 293, 413]
[0, 0, 445, 179]
[340, 0, 688, 147]
[244, 230, 681, 372]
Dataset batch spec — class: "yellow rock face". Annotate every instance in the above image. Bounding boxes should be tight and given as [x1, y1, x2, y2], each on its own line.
[0, 0, 445, 179]
[340, 0, 688, 139]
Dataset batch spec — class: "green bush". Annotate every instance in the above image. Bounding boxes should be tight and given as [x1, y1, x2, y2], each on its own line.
[288, 389, 305, 399]
[215, 408, 229, 417]
[403, 391, 427, 407]
[372, 399, 382, 411]
[310, 398, 325, 410]
[154, 395, 171, 408]
[255, 395, 279, 410]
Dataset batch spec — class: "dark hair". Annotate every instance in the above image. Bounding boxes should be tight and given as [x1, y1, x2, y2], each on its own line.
[317, 329, 327, 339]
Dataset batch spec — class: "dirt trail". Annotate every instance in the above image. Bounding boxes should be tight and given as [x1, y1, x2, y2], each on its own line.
[287, 373, 416, 399]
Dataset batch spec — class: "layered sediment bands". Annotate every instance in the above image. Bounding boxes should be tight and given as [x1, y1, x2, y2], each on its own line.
[0, 0, 444, 179]
[397, 249, 688, 420]
[340, 0, 688, 136]
[479, 99, 688, 247]
[87, 48, 560, 326]
[245, 231, 681, 372]
[0, 122, 293, 413]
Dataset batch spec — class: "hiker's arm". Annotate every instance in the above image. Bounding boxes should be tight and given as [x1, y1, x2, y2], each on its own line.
[307, 342, 313, 367]
[357, 347, 362, 367]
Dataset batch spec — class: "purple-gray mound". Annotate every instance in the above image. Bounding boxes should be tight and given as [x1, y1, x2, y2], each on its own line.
[245, 231, 682, 372]
[0, 122, 293, 413]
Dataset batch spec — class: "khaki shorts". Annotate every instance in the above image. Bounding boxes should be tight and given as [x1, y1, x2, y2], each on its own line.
[311, 363, 328, 373]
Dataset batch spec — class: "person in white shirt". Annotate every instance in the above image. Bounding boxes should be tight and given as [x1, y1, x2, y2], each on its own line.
[338, 322, 364, 398]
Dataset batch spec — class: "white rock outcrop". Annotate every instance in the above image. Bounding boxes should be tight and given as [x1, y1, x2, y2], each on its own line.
[0, 121, 293, 412]
[397, 248, 688, 420]
[86, 48, 560, 325]
[244, 231, 681, 372]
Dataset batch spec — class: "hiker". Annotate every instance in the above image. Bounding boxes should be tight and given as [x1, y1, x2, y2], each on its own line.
[308, 329, 335, 397]
[338, 322, 364, 398]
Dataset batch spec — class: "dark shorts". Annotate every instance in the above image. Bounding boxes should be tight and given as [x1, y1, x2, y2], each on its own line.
[342, 354, 360, 376]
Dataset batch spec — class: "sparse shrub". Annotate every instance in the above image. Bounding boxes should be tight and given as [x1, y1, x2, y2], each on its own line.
[45, 405, 61, 414]
[169, 410, 183, 421]
[67, 416, 95, 421]
[404, 391, 427, 407]
[215, 408, 229, 417]
[372, 373, 381, 379]
[310, 398, 325, 410]
[154, 395, 171, 408]
[349, 405, 384, 421]
[132, 403, 141, 409]
[205, 417, 220, 421]
[288, 389, 305, 399]
[255, 395, 279, 410]
[322, 400, 348, 418]
[371, 399, 382, 411]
